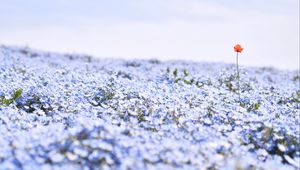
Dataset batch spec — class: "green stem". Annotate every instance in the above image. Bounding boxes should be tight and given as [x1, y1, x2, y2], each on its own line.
[236, 52, 241, 103]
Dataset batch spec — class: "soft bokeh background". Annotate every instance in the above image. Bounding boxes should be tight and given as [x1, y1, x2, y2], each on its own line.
[0, 0, 299, 70]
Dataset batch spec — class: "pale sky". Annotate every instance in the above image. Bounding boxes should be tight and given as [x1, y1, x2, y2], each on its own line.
[0, 0, 299, 70]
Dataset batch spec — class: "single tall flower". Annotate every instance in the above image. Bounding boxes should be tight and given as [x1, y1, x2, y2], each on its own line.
[234, 44, 243, 53]
[234, 44, 243, 103]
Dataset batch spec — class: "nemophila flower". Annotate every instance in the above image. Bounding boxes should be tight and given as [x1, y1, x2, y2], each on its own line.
[234, 44, 243, 103]
[0, 46, 299, 169]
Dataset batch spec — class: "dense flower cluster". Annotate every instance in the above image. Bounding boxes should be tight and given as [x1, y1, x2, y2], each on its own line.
[0, 45, 299, 169]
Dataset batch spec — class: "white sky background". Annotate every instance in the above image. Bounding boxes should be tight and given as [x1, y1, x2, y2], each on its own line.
[0, 0, 299, 70]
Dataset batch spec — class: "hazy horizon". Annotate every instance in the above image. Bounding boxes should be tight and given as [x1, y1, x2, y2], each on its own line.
[1, 0, 299, 70]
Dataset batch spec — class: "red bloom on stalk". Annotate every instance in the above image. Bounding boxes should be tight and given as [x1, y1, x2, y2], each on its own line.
[233, 43, 243, 103]
[234, 44, 243, 53]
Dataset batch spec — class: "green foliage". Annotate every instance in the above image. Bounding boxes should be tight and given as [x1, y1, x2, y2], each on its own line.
[1, 98, 12, 106]
[240, 102, 261, 112]
[183, 79, 192, 85]
[0, 88, 23, 106]
[89, 79, 116, 108]
[241, 126, 300, 166]
[254, 103, 260, 110]
[292, 75, 300, 81]
[16, 94, 53, 114]
[277, 91, 300, 105]
[183, 69, 189, 77]
[13, 88, 23, 100]
[225, 82, 236, 92]
[138, 114, 146, 122]
[195, 81, 204, 88]
[148, 127, 158, 132]
[173, 68, 178, 78]
[174, 78, 181, 83]
[219, 74, 238, 92]
[167, 67, 202, 87]
[91, 88, 115, 107]
[166, 67, 170, 74]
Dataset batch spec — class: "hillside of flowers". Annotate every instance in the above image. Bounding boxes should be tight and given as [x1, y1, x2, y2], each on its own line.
[0, 45, 299, 169]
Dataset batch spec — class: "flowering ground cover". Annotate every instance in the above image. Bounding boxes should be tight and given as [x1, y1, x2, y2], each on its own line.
[0, 45, 299, 169]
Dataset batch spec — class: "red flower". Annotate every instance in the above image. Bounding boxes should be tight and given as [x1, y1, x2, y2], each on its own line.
[234, 44, 243, 53]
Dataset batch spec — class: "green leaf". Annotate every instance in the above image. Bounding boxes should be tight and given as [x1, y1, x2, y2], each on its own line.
[166, 67, 170, 74]
[296, 91, 300, 98]
[1, 98, 12, 106]
[12, 88, 23, 100]
[173, 68, 178, 78]
[254, 103, 260, 110]
[174, 78, 181, 83]
[183, 69, 189, 77]
[183, 79, 192, 85]
[196, 81, 204, 88]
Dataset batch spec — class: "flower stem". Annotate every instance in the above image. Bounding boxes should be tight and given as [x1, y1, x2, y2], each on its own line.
[236, 52, 241, 103]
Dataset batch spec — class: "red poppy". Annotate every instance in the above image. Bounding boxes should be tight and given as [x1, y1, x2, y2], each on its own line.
[234, 44, 243, 53]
